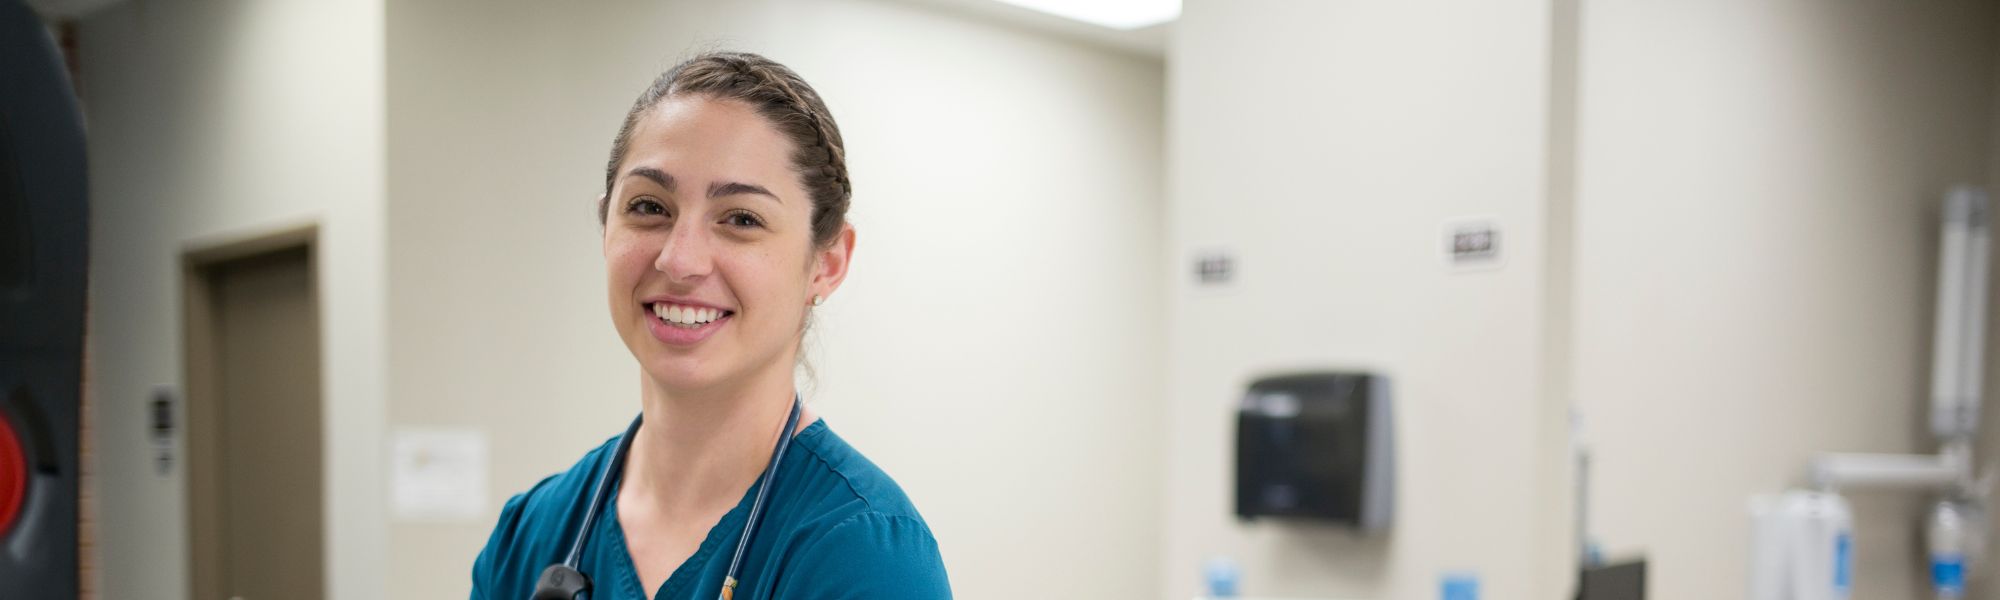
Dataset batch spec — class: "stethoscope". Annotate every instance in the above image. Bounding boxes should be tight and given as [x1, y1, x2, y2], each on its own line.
[532, 397, 804, 600]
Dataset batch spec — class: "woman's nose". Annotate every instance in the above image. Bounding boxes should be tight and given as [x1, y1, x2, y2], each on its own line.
[653, 222, 713, 281]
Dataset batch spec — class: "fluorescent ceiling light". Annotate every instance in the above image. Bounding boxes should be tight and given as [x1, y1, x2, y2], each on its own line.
[990, 0, 1181, 30]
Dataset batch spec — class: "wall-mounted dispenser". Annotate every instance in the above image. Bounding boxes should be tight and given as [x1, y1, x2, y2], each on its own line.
[1234, 371, 1394, 531]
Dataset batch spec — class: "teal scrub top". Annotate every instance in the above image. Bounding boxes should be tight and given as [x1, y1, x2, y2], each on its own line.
[471, 418, 952, 599]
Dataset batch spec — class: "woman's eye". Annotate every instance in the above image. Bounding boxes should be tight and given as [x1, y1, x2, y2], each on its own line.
[628, 198, 667, 216]
[723, 211, 764, 229]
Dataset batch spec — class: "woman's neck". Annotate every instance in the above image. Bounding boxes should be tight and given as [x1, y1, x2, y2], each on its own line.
[622, 366, 813, 518]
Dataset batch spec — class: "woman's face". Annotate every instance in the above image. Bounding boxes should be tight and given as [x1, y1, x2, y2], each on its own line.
[603, 96, 851, 395]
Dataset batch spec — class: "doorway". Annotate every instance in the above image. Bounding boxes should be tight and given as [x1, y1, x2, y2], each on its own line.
[182, 225, 323, 600]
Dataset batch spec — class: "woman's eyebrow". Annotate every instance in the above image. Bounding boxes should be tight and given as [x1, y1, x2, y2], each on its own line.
[622, 168, 775, 204]
[709, 181, 781, 204]
[624, 167, 675, 191]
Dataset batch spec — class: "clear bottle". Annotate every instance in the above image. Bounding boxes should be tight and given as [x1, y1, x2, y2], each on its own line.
[1930, 499, 1969, 600]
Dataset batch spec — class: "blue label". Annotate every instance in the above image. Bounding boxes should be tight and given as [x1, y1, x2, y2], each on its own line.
[1932, 554, 1966, 593]
[1204, 559, 1240, 598]
[1833, 533, 1852, 592]
[1441, 574, 1479, 600]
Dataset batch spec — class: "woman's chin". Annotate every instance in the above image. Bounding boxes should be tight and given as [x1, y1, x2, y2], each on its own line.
[641, 358, 729, 392]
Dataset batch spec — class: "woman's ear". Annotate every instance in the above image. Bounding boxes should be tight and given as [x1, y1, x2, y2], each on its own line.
[810, 224, 856, 302]
[598, 194, 612, 256]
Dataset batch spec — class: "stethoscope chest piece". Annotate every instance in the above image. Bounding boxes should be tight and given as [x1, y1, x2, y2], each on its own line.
[531, 564, 591, 600]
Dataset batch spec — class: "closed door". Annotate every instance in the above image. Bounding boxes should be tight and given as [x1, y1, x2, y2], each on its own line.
[190, 244, 322, 600]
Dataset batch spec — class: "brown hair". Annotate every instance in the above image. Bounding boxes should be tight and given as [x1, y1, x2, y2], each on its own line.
[599, 51, 851, 250]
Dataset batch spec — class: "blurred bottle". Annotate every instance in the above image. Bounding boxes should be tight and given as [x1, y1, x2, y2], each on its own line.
[1441, 572, 1479, 600]
[1204, 556, 1240, 598]
[1930, 499, 1969, 600]
[1749, 490, 1852, 600]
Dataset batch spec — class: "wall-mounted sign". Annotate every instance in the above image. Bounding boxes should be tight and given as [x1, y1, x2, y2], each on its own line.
[1443, 218, 1503, 271]
[1192, 247, 1239, 291]
[391, 428, 489, 521]
[150, 386, 174, 476]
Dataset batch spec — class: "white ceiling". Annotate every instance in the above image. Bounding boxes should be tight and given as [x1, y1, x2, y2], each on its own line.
[886, 0, 1171, 60]
[23, 0, 1170, 60]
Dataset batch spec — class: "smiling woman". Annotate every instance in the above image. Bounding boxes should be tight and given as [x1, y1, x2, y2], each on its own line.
[470, 52, 951, 600]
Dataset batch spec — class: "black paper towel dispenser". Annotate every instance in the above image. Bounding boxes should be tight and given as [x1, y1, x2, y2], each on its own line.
[1235, 371, 1394, 531]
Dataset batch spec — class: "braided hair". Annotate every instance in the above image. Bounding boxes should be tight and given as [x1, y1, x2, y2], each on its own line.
[600, 51, 850, 249]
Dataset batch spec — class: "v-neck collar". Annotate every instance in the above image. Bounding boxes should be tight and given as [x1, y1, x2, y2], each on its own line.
[602, 417, 828, 600]
[606, 476, 756, 600]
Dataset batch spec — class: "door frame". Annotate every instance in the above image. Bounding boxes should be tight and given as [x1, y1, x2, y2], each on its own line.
[180, 223, 320, 600]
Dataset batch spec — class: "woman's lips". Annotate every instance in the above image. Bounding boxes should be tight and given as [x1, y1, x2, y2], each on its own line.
[644, 301, 733, 346]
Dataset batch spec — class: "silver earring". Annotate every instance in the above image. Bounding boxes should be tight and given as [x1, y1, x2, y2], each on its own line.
[812, 295, 824, 306]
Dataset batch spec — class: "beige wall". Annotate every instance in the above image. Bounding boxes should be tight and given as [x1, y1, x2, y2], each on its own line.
[383, 0, 1166, 598]
[1166, 1, 2000, 600]
[1571, 2, 1999, 599]
[73, 1, 2000, 598]
[1163, 1, 1563, 598]
[76, 0, 389, 598]
[1988, 11, 2000, 597]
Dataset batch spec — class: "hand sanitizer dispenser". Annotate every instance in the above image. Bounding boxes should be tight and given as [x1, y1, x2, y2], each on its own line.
[1234, 371, 1394, 531]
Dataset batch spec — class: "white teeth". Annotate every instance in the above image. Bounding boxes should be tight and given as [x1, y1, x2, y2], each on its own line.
[653, 303, 725, 327]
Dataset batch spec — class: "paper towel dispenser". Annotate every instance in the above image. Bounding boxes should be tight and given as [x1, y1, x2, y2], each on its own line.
[1235, 371, 1394, 531]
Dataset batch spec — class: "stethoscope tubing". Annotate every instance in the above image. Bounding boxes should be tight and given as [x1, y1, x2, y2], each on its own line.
[721, 398, 802, 600]
[548, 396, 803, 600]
[568, 415, 645, 572]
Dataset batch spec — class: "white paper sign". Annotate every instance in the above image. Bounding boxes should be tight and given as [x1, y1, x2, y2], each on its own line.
[391, 428, 488, 521]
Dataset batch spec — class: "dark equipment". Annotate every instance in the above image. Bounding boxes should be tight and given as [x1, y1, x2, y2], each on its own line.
[0, 0, 89, 597]
[1577, 560, 1647, 600]
[1235, 371, 1394, 531]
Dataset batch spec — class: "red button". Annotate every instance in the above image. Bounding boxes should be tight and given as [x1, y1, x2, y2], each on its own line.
[0, 412, 26, 537]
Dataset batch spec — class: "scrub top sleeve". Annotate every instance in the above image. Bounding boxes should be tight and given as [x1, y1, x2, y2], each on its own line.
[778, 512, 953, 600]
[471, 491, 532, 600]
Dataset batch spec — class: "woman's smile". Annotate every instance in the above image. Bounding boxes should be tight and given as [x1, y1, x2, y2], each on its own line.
[479, 51, 944, 600]
[643, 298, 736, 345]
